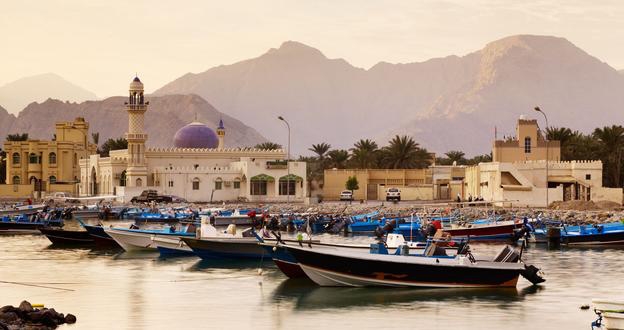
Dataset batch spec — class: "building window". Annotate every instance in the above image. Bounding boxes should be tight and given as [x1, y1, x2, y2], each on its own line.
[233, 180, 241, 189]
[524, 137, 531, 153]
[586, 174, 591, 180]
[12, 176, 20, 184]
[215, 178, 223, 190]
[168, 180, 174, 187]
[29, 153, 38, 164]
[279, 180, 296, 196]
[49, 152, 57, 164]
[49, 176, 57, 184]
[192, 178, 200, 190]
[136, 178, 142, 187]
[12, 153, 20, 165]
[250, 181, 267, 195]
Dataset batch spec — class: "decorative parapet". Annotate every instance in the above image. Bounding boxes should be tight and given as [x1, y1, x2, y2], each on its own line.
[147, 147, 286, 154]
[153, 165, 240, 173]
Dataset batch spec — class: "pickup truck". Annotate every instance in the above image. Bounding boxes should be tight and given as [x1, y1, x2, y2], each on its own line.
[130, 190, 173, 204]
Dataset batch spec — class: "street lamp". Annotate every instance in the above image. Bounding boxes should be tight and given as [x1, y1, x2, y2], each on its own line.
[278, 116, 291, 203]
[534, 106, 549, 208]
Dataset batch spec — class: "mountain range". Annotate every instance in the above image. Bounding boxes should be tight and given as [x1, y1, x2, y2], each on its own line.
[2, 35, 624, 156]
[0, 73, 97, 115]
[0, 95, 266, 148]
[155, 35, 624, 156]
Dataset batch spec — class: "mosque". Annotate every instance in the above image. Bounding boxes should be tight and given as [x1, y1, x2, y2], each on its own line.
[79, 77, 307, 202]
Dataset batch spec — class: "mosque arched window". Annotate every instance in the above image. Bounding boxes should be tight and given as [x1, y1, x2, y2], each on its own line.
[49, 152, 57, 164]
[12, 153, 20, 165]
[214, 177, 223, 190]
[29, 153, 38, 164]
[49, 176, 57, 184]
[136, 178, 143, 187]
[12, 176, 20, 184]
[192, 178, 200, 190]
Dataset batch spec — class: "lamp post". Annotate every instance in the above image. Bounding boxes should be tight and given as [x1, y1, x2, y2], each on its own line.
[278, 116, 291, 203]
[534, 106, 549, 208]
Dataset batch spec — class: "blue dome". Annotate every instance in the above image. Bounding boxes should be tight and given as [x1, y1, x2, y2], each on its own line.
[173, 122, 219, 148]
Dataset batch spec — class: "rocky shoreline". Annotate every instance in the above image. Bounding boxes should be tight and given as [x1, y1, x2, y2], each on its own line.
[0, 301, 76, 329]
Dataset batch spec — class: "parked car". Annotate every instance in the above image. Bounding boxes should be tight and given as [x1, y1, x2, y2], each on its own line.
[130, 190, 173, 204]
[340, 190, 354, 201]
[46, 192, 73, 203]
[386, 187, 401, 201]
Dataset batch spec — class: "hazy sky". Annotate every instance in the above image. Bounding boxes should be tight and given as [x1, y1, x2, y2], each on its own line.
[2, 0, 624, 97]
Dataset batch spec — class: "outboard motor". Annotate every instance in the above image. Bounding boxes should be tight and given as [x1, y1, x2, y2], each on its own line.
[374, 219, 398, 239]
[520, 264, 546, 285]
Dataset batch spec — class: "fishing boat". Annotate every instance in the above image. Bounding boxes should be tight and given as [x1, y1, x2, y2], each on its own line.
[134, 212, 178, 224]
[183, 236, 269, 259]
[103, 224, 198, 251]
[443, 219, 522, 241]
[72, 205, 102, 219]
[280, 240, 544, 288]
[551, 221, 624, 246]
[213, 209, 260, 226]
[258, 233, 449, 279]
[0, 204, 47, 217]
[81, 224, 121, 248]
[39, 228, 95, 245]
[0, 214, 64, 234]
[152, 235, 194, 256]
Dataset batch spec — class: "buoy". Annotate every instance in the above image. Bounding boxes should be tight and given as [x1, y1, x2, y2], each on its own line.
[32, 304, 44, 308]
[272, 246, 277, 252]
[257, 268, 263, 275]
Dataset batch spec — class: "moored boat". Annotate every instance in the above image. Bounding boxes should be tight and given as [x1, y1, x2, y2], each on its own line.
[104, 224, 197, 252]
[280, 241, 544, 288]
[443, 220, 522, 241]
[593, 298, 624, 329]
[39, 228, 95, 245]
[557, 222, 624, 246]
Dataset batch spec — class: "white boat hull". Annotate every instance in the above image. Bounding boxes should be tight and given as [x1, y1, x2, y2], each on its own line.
[151, 236, 192, 253]
[104, 229, 156, 251]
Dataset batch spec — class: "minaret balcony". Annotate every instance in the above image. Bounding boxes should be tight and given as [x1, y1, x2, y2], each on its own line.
[126, 104, 147, 111]
[126, 133, 148, 141]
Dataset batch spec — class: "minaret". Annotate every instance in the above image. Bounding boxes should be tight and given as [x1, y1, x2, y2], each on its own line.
[216, 119, 225, 149]
[125, 76, 148, 187]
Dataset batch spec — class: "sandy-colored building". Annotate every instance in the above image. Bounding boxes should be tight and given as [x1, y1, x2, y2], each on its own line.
[493, 118, 560, 162]
[0, 118, 97, 197]
[323, 167, 466, 201]
[81, 77, 307, 203]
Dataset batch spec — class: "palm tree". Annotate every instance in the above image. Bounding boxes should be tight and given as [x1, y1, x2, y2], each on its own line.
[92, 132, 100, 146]
[254, 142, 282, 150]
[327, 149, 349, 169]
[349, 139, 379, 168]
[309, 143, 331, 161]
[444, 150, 466, 165]
[100, 137, 129, 157]
[593, 125, 624, 187]
[6, 133, 28, 141]
[381, 135, 431, 169]
[546, 127, 574, 160]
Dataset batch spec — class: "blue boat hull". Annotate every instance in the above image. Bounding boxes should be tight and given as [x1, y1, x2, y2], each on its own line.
[157, 246, 195, 257]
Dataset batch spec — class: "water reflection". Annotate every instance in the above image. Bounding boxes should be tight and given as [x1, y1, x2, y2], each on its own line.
[272, 279, 543, 311]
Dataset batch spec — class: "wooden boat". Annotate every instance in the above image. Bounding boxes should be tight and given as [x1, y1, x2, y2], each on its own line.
[557, 222, 624, 246]
[280, 241, 544, 288]
[39, 228, 95, 245]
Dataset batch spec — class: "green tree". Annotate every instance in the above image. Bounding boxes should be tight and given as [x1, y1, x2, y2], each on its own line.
[345, 175, 359, 203]
[380, 135, 431, 169]
[349, 139, 379, 169]
[100, 137, 128, 157]
[593, 125, 624, 187]
[309, 143, 331, 162]
[254, 142, 282, 150]
[6, 133, 28, 141]
[444, 150, 466, 165]
[466, 153, 492, 165]
[327, 149, 349, 169]
[546, 127, 574, 160]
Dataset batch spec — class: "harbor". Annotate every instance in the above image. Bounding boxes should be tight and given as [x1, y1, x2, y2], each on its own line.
[0, 210, 622, 329]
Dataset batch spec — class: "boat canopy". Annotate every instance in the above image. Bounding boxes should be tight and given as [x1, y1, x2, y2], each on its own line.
[250, 174, 275, 182]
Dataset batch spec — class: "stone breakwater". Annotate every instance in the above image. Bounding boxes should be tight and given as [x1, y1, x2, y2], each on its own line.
[0, 301, 76, 329]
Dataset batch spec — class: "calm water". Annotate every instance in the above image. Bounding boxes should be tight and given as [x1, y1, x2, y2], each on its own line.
[1, 221, 622, 330]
